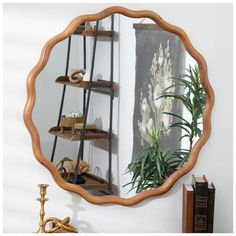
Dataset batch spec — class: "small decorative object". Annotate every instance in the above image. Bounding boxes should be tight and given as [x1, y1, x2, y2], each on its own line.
[85, 21, 93, 30]
[36, 184, 49, 233]
[68, 69, 86, 83]
[79, 160, 90, 173]
[56, 157, 90, 183]
[36, 184, 78, 233]
[66, 111, 82, 118]
[96, 73, 103, 81]
[60, 114, 83, 134]
[82, 70, 91, 82]
[56, 157, 75, 180]
[67, 159, 91, 185]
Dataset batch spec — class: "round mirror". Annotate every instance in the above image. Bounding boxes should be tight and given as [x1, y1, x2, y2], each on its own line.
[24, 7, 214, 205]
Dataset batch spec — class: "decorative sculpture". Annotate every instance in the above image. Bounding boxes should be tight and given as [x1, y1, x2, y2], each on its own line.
[36, 184, 78, 233]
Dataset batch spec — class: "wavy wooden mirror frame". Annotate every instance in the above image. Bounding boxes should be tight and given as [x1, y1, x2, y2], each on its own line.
[24, 6, 214, 206]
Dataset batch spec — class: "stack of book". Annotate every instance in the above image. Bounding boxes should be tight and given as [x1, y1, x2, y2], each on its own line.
[182, 175, 215, 233]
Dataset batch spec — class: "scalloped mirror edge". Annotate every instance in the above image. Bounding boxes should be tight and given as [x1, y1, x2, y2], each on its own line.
[23, 6, 214, 206]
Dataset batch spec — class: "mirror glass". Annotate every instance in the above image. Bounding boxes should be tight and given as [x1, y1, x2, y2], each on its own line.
[32, 14, 205, 198]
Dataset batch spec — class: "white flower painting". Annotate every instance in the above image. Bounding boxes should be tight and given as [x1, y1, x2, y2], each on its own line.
[137, 40, 175, 146]
[132, 26, 186, 161]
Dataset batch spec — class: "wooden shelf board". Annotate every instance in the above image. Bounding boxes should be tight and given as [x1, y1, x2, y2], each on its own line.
[64, 172, 108, 191]
[49, 126, 110, 141]
[73, 28, 114, 37]
[55, 76, 117, 94]
[79, 173, 108, 190]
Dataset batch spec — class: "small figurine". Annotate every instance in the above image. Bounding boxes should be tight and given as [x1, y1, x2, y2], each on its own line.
[68, 69, 86, 83]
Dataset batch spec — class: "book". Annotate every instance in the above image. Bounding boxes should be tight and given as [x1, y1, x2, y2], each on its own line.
[207, 183, 215, 233]
[192, 175, 208, 233]
[182, 184, 194, 233]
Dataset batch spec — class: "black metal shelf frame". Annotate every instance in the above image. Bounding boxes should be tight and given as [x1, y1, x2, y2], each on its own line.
[50, 15, 115, 195]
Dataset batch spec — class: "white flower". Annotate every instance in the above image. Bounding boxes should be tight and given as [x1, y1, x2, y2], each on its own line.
[141, 121, 147, 135]
[158, 44, 164, 66]
[155, 70, 163, 85]
[163, 113, 169, 126]
[164, 76, 173, 91]
[147, 118, 154, 134]
[164, 40, 170, 58]
[138, 120, 144, 146]
[148, 83, 152, 99]
[148, 83, 156, 113]
[153, 82, 163, 109]
[140, 97, 151, 121]
[141, 97, 148, 112]
[150, 52, 157, 76]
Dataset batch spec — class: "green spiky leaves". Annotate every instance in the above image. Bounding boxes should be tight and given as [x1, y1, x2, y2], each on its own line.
[124, 65, 206, 193]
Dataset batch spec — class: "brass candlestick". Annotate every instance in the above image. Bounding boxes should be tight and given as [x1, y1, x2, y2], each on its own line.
[36, 184, 49, 233]
[36, 184, 78, 233]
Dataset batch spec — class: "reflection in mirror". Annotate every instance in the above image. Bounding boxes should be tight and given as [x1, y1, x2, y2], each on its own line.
[32, 14, 205, 198]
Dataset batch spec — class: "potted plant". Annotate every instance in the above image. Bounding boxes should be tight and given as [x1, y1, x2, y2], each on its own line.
[124, 65, 205, 193]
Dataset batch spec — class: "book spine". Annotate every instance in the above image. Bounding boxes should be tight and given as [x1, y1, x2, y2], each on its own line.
[207, 185, 215, 233]
[193, 178, 208, 232]
[182, 184, 194, 233]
